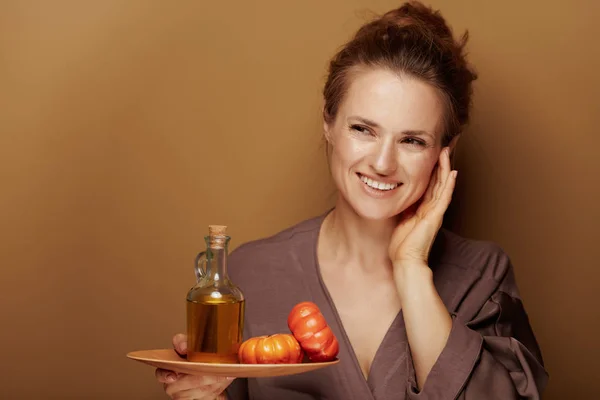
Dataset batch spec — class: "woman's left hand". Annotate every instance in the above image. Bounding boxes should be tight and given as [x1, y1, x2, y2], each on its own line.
[388, 147, 457, 267]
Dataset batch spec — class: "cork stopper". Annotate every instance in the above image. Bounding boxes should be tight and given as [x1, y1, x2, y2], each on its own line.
[209, 225, 227, 236]
[208, 225, 228, 249]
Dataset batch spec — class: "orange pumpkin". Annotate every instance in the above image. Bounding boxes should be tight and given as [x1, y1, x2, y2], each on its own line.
[287, 301, 339, 362]
[238, 333, 304, 364]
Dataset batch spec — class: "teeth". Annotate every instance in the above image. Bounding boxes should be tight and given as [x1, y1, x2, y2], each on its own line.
[360, 174, 398, 191]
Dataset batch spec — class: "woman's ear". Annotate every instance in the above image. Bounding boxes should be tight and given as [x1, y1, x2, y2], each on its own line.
[322, 107, 333, 144]
[323, 120, 332, 143]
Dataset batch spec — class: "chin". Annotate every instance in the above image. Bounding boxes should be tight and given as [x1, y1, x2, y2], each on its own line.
[346, 198, 402, 221]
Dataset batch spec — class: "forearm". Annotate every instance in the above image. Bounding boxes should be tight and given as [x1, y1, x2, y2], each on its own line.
[395, 262, 452, 390]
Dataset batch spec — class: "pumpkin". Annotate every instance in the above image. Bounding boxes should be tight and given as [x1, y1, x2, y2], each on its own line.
[238, 333, 304, 364]
[287, 301, 339, 362]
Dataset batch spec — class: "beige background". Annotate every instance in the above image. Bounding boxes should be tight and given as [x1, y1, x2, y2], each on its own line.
[1, 0, 598, 398]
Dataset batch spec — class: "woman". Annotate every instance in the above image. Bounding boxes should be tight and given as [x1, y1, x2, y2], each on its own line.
[156, 1, 548, 399]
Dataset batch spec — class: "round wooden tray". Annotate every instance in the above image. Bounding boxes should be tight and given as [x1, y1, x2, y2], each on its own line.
[127, 349, 340, 378]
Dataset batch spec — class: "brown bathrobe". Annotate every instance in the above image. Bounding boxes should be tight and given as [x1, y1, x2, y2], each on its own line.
[224, 212, 548, 399]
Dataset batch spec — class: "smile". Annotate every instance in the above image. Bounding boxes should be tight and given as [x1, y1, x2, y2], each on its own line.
[358, 173, 400, 191]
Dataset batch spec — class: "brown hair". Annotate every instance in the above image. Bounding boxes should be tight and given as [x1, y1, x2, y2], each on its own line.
[323, 1, 478, 145]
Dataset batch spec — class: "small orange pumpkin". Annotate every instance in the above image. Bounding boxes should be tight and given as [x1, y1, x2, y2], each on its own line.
[238, 333, 304, 364]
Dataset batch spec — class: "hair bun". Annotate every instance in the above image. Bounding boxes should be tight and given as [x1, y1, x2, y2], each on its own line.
[376, 1, 465, 55]
[384, 2, 453, 37]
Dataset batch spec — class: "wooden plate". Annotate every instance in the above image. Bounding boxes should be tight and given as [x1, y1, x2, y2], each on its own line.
[126, 349, 340, 378]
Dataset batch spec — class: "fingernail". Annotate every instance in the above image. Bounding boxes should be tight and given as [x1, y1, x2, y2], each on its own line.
[226, 377, 235, 381]
[166, 373, 176, 382]
[179, 342, 187, 353]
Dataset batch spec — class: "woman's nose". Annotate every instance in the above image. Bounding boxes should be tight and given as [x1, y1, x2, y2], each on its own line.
[371, 139, 397, 176]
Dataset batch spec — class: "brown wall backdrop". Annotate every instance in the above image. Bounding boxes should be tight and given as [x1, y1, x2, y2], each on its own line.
[1, 0, 598, 398]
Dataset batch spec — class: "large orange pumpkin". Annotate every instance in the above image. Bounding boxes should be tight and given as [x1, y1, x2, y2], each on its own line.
[287, 301, 339, 362]
[238, 333, 304, 364]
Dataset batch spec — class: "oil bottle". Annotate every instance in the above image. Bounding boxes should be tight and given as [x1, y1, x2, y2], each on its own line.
[186, 225, 245, 363]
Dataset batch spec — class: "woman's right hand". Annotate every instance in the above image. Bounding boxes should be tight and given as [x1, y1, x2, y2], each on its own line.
[155, 333, 235, 400]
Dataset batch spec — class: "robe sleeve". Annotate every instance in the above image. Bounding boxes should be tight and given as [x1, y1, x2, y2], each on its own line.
[406, 260, 549, 399]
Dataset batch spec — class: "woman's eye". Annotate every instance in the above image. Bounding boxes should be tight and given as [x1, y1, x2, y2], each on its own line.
[350, 124, 372, 135]
[402, 137, 426, 147]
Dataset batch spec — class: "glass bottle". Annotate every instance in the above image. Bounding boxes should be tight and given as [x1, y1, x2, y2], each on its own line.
[186, 225, 245, 363]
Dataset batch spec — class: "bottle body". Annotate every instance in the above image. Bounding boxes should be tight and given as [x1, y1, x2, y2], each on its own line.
[186, 290, 245, 363]
[186, 227, 245, 363]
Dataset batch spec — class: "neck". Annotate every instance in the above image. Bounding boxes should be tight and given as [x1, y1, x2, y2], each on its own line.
[320, 197, 399, 272]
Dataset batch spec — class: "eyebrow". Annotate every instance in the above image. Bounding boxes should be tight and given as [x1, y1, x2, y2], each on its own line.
[347, 116, 435, 139]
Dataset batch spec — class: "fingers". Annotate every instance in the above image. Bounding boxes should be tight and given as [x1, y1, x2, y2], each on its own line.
[440, 171, 458, 209]
[434, 148, 452, 201]
[422, 147, 451, 208]
[169, 378, 233, 400]
[173, 333, 188, 357]
[426, 147, 457, 219]
[423, 160, 439, 203]
[156, 368, 179, 384]
[434, 169, 457, 219]
[163, 375, 235, 399]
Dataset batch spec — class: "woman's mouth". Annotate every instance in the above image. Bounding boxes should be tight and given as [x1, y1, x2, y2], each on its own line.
[357, 173, 400, 191]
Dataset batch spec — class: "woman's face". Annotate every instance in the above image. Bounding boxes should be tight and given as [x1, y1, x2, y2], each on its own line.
[324, 67, 446, 221]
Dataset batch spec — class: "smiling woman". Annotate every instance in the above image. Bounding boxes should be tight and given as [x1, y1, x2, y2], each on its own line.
[155, 1, 548, 399]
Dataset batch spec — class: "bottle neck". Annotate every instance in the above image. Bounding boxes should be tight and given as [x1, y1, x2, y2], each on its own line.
[206, 246, 228, 282]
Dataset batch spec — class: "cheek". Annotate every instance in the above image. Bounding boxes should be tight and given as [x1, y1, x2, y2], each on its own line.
[331, 134, 367, 168]
[402, 151, 438, 184]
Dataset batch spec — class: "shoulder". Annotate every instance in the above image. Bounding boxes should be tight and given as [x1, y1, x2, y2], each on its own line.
[227, 213, 325, 280]
[433, 227, 514, 284]
[225, 214, 326, 332]
[230, 214, 323, 259]
[432, 228, 524, 315]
